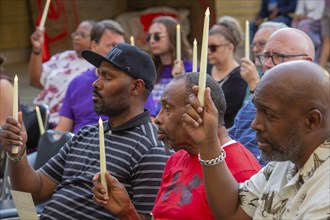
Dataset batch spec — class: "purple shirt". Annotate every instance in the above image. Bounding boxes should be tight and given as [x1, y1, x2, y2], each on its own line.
[152, 60, 193, 113]
[60, 68, 156, 133]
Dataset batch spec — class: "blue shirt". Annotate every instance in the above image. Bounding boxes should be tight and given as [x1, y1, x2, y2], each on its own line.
[228, 100, 267, 166]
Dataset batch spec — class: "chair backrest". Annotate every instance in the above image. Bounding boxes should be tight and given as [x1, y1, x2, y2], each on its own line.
[21, 104, 49, 151]
[0, 130, 73, 201]
[34, 129, 74, 170]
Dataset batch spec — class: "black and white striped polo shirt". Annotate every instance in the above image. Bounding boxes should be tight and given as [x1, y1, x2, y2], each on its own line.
[40, 111, 171, 219]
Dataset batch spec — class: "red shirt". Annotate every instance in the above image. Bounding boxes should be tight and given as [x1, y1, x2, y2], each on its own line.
[151, 141, 261, 220]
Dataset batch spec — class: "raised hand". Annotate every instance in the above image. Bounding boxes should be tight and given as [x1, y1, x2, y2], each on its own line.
[240, 58, 259, 92]
[0, 112, 27, 156]
[182, 86, 219, 150]
[30, 27, 45, 53]
[171, 60, 186, 77]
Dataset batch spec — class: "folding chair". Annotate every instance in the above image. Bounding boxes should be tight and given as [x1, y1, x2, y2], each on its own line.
[33, 129, 74, 170]
[21, 103, 49, 152]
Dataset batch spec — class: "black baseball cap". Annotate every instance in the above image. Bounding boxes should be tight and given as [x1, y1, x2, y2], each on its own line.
[81, 43, 156, 91]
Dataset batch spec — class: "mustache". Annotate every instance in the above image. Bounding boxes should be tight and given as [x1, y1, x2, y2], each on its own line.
[93, 90, 101, 98]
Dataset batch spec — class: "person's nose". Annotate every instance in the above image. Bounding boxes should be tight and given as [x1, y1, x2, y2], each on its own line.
[262, 57, 274, 72]
[251, 112, 264, 133]
[92, 77, 102, 90]
[154, 110, 164, 126]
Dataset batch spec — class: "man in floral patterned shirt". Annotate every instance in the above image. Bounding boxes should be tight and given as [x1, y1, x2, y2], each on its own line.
[183, 60, 329, 219]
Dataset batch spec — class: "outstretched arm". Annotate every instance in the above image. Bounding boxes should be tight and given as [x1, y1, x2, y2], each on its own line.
[182, 86, 251, 220]
[28, 27, 44, 89]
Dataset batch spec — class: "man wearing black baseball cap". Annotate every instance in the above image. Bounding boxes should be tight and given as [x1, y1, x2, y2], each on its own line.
[82, 43, 156, 91]
[0, 43, 170, 219]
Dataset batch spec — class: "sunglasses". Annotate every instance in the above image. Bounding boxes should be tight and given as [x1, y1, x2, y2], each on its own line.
[208, 43, 230, 53]
[146, 33, 165, 42]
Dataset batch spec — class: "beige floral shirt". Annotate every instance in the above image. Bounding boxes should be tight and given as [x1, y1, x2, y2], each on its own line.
[239, 140, 330, 219]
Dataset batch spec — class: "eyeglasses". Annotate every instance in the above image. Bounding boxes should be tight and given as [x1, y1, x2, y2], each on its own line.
[251, 40, 267, 49]
[71, 32, 90, 39]
[208, 43, 230, 53]
[146, 33, 166, 42]
[257, 52, 307, 65]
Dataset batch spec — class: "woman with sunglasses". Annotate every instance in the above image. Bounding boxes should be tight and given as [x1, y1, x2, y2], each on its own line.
[207, 20, 247, 128]
[146, 16, 193, 113]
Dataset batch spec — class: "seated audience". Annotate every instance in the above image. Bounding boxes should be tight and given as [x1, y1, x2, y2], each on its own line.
[91, 72, 261, 219]
[0, 43, 170, 219]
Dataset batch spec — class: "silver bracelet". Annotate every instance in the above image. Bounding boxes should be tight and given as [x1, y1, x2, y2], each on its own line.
[198, 148, 226, 167]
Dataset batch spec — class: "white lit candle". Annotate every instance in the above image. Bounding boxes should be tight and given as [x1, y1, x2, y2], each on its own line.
[198, 8, 210, 106]
[39, 0, 51, 29]
[193, 38, 197, 72]
[12, 75, 19, 154]
[130, 35, 135, 46]
[99, 118, 108, 193]
[35, 106, 45, 135]
[176, 24, 181, 61]
[245, 20, 250, 60]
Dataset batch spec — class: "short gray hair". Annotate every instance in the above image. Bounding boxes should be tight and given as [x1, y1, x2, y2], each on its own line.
[259, 21, 288, 31]
[90, 20, 125, 43]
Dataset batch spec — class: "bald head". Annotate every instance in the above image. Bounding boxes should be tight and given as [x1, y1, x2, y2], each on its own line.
[256, 61, 329, 127]
[262, 28, 315, 71]
[268, 28, 315, 59]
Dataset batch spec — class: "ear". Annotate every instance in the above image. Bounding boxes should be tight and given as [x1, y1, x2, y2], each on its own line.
[228, 43, 235, 52]
[305, 109, 322, 132]
[131, 79, 145, 96]
[91, 41, 97, 51]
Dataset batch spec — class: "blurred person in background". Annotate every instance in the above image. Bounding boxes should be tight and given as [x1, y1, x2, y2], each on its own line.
[207, 20, 247, 128]
[147, 16, 193, 113]
[29, 20, 95, 128]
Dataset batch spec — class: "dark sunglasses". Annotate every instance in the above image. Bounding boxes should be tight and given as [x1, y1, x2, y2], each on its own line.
[208, 43, 230, 53]
[146, 33, 165, 42]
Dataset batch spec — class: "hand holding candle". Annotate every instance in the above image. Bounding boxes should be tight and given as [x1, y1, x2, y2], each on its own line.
[12, 75, 19, 154]
[245, 20, 250, 60]
[198, 8, 210, 106]
[193, 38, 197, 72]
[35, 106, 45, 135]
[99, 118, 108, 193]
[176, 24, 181, 61]
[39, 0, 51, 29]
[130, 35, 135, 46]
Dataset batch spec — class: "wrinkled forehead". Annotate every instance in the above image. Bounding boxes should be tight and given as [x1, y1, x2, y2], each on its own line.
[162, 79, 187, 102]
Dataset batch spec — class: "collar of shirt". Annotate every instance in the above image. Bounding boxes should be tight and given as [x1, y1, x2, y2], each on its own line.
[287, 140, 330, 184]
[103, 110, 151, 132]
